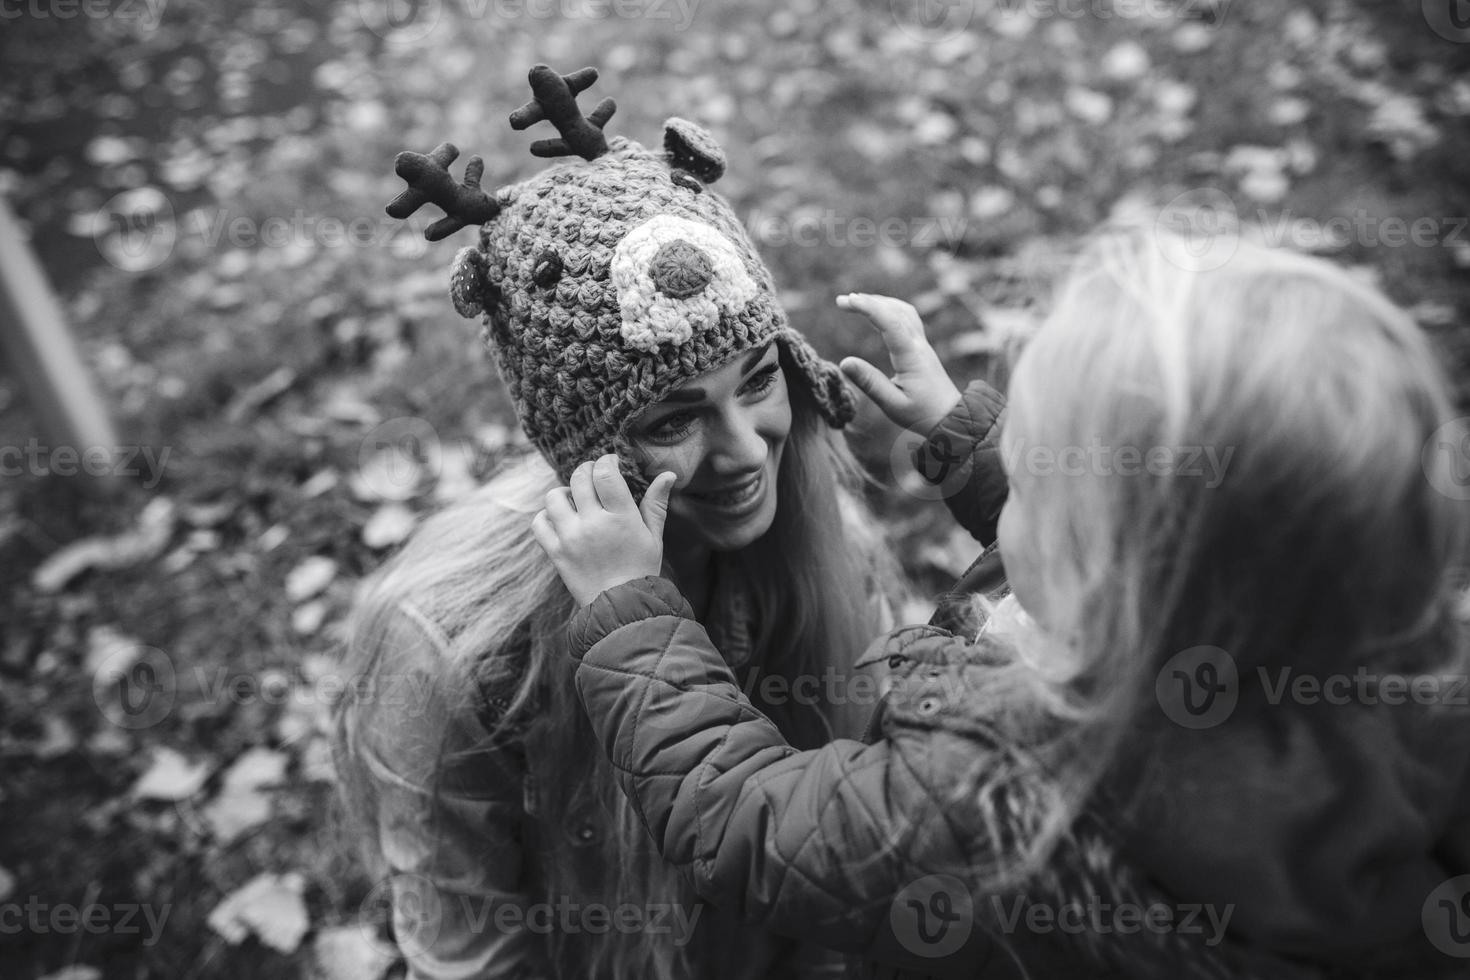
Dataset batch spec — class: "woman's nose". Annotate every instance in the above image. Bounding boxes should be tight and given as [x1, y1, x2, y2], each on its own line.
[709, 408, 770, 473]
[649, 239, 714, 299]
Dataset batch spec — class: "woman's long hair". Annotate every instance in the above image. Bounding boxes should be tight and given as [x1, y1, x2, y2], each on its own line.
[332, 374, 903, 979]
[952, 223, 1470, 895]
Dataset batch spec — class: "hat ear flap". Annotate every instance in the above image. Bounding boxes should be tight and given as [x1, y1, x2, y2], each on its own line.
[663, 117, 726, 184]
[776, 330, 856, 428]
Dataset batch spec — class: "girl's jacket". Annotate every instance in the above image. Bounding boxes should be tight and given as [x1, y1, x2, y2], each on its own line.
[565, 380, 1470, 979]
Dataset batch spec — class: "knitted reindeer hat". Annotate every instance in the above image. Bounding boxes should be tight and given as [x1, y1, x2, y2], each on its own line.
[386, 65, 855, 492]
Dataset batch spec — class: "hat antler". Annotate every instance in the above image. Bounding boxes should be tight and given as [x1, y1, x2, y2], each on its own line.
[386, 142, 502, 242]
[509, 65, 616, 161]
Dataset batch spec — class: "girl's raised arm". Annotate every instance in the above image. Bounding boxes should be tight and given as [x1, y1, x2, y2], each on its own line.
[565, 575, 1051, 978]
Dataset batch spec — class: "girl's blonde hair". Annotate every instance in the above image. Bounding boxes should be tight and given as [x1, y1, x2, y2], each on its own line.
[332, 377, 900, 979]
[968, 221, 1469, 882]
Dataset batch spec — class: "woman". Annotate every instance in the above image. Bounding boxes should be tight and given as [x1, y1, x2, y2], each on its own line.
[331, 66, 904, 980]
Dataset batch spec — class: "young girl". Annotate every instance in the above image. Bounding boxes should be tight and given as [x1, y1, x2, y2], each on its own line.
[332, 66, 904, 980]
[534, 224, 1470, 978]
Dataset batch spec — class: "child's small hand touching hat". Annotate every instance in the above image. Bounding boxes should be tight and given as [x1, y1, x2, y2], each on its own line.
[836, 293, 962, 435]
[532, 455, 678, 607]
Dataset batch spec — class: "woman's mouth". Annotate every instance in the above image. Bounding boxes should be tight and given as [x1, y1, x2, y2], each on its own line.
[686, 470, 765, 515]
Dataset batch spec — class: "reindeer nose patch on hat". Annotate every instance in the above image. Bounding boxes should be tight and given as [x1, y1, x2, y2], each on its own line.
[649, 239, 714, 298]
[612, 214, 758, 352]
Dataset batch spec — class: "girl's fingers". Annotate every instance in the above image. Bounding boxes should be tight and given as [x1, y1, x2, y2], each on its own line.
[530, 509, 558, 554]
[639, 471, 677, 540]
[840, 357, 906, 415]
[569, 460, 599, 512]
[544, 485, 577, 525]
[837, 293, 924, 348]
[592, 454, 636, 513]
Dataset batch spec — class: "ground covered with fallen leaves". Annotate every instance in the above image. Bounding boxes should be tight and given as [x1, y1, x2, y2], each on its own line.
[1, 0, 1467, 977]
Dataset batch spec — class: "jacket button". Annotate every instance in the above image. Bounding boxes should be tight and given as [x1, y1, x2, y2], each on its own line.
[573, 822, 597, 844]
[917, 696, 943, 716]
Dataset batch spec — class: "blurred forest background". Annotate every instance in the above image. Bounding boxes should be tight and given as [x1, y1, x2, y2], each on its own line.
[1, 0, 1467, 976]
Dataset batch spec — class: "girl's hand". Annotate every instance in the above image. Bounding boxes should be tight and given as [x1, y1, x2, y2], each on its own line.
[532, 455, 678, 607]
[837, 293, 963, 435]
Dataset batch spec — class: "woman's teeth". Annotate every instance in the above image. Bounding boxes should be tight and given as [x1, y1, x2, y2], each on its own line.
[691, 473, 762, 507]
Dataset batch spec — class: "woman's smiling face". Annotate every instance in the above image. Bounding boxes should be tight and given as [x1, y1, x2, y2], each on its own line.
[627, 341, 791, 553]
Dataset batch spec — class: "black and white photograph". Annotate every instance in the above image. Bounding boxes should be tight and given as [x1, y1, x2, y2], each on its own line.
[3, 0, 1470, 977]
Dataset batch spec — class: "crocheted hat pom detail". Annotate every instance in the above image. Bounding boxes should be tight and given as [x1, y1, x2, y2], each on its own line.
[663, 117, 725, 184]
[648, 240, 714, 298]
[450, 246, 491, 319]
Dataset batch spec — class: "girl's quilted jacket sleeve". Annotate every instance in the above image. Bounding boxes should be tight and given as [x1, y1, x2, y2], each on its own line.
[566, 577, 1033, 977]
[913, 378, 1008, 546]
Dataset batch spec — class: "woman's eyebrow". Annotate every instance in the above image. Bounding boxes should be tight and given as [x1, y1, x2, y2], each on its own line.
[658, 343, 776, 404]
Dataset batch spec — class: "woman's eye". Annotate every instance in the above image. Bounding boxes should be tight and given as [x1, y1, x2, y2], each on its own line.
[741, 364, 780, 397]
[645, 412, 697, 443]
